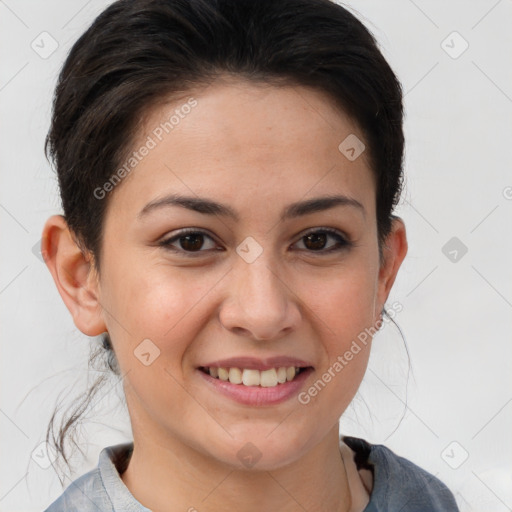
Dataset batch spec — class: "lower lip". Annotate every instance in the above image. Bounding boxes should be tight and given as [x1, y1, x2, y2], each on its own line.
[197, 367, 314, 406]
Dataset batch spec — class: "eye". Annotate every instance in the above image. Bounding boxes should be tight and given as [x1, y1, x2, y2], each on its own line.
[159, 227, 351, 256]
[293, 228, 351, 253]
[159, 228, 219, 254]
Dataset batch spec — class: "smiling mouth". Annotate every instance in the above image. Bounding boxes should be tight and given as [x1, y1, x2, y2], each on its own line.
[199, 366, 312, 387]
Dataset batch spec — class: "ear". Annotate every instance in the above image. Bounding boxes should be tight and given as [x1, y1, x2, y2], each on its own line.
[41, 215, 106, 337]
[375, 216, 408, 320]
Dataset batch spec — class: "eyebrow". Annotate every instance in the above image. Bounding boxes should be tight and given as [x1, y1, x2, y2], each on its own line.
[138, 193, 365, 221]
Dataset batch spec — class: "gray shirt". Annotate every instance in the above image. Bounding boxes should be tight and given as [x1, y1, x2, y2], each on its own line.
[43, 436, 460, 511]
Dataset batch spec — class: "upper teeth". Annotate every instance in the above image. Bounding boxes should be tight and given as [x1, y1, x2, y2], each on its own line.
[207, 366, 300, 387]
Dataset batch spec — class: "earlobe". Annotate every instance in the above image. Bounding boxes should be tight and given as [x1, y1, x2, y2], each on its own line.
[41, 215, 107, 337]
[376, 217, 408, 317]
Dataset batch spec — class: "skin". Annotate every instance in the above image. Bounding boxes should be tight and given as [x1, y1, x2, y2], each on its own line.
[43, 77, 407, 512]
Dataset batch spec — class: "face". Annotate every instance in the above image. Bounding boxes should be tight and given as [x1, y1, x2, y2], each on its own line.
[63, 78, 405, 470]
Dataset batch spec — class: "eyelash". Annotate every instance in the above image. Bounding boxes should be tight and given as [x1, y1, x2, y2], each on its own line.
[158, 227, 352, 256]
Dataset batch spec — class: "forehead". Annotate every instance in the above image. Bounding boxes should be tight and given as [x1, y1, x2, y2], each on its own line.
[108, 78, 375, 219]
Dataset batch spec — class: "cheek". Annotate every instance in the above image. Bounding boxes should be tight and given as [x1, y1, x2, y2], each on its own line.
[307, 261, 378, 342]
[298, 275, 375, 419]
[100, 259, 216, 367]
[103, 270, 209, 414]
[302, 261, 377, 393]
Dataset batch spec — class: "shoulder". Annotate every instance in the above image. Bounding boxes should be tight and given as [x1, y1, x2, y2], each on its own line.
[43, 442, 144, 512]
[43, 467, 108, 511]
[342, 436, 460, 512]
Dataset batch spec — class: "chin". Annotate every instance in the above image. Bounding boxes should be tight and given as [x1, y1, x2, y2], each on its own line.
[204, 426, 314, 472]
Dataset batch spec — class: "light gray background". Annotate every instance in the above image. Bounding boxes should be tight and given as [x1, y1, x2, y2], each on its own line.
[1, 1, 511, 510]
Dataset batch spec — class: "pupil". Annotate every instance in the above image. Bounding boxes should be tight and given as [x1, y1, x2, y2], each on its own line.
[305, 232, 327, 250]
[181, 234, 203, 251]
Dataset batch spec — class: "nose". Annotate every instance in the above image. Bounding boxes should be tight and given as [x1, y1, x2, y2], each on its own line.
[219, 255, 302, 341]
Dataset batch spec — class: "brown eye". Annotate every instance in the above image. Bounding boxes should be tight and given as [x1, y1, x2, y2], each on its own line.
[294, 228, 350, 253]
[179, 233, 205, 251]
[159, 229, 218, 254]
[303, 232, 328, 251]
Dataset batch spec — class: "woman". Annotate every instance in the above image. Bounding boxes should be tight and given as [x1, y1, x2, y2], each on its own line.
[41, 0, 460, 510]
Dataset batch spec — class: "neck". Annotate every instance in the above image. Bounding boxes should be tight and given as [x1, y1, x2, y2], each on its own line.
[121, 423, 352, 512]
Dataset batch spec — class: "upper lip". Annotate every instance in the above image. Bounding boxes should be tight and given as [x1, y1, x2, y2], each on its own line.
[199, 356, 314, 371]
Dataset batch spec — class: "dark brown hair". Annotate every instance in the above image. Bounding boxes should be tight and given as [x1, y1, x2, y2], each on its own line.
[44, 0, 405, 481]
